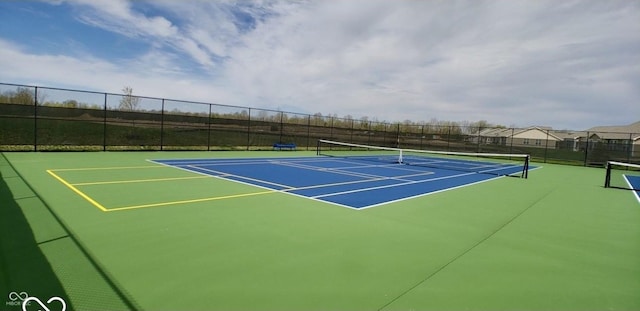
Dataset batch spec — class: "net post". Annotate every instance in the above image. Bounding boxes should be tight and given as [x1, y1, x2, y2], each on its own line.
[523, 155, 529, 179]
[316, 139, 321, 156]
[604, 161, 611, 188]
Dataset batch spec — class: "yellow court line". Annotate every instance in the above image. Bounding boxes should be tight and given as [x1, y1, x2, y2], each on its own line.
[50, 165, 167, 172]
[47, 170, 108, 212]
[73, 175, 211, 186]
[106, 190, 276, 212]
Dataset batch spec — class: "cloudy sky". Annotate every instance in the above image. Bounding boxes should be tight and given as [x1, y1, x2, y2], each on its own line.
[0, 0, 638, 130]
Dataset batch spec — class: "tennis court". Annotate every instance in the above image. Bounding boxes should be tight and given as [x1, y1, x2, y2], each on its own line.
[150, 154, 525, 210]
[1, 147, 639, 310]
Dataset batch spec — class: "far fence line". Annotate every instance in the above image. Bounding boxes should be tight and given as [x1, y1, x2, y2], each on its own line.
[1, 82, 638, 166]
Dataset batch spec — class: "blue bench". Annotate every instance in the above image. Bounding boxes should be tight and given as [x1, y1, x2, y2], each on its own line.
[273, 143, 296, 151]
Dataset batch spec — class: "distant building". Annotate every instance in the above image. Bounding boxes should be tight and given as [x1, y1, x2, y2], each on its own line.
[476, 126, 562, 149]
[476, 121, 640, 158]
[584, 121, 640, 157]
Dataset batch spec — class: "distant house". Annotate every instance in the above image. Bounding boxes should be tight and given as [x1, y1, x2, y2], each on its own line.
[477, 128, 510, 145]
[475, 121, 640, 158]
[476, 127, 561, 149]
[584, 121, 640, 157]
[509, 127, 562, 148]
[551, 131, 588, 152]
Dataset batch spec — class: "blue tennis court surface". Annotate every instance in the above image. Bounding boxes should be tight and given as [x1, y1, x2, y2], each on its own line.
[152, 156, 528, 209]
[625, 175, 640, 202]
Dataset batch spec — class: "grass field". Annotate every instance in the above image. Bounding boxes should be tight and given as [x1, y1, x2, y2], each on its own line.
[1, 151, 639, 311]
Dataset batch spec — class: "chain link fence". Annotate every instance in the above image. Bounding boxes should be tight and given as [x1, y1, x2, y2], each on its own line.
[1, 83, 638, 166]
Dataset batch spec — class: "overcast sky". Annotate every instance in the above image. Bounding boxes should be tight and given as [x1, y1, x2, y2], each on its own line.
[0, 0, 638, 130]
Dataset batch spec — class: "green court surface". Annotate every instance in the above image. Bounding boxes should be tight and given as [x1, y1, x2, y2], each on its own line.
[1, 151, 639, 311]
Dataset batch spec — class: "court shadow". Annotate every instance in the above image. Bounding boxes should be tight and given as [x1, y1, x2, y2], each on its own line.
[1, 154, 139, 310]
[0, 160, 74, 310]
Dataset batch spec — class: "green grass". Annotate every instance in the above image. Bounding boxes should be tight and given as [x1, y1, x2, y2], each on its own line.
[1, 151, 639, 310]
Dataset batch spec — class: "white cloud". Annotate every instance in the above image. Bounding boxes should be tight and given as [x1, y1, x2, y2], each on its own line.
[0, 38, 235, 106]
[70, 0, 178, 38]
[214, 0, 640, 128]
[1, 0, 639, 129]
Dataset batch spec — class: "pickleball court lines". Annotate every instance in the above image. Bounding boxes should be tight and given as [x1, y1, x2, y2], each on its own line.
[49, 156, 522, 212]
[47, 165, 278, 212]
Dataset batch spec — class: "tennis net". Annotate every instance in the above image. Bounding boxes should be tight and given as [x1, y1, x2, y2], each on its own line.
[604, 161, 640, 191]
[316, 139, 530, 178]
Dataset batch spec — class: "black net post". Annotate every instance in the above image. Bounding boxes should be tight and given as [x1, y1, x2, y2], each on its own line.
[604, 161, 611, 188]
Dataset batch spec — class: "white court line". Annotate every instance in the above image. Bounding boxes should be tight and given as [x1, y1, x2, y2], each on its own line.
[153, 157, 439, 196]
[312, 172, 476, 199]
[356, 176, 503, 210]
[271, 160, 399, 180]
[148, 157, 521, 210]
[152, 157, 335, 167]
[188, 165, 297, 190]
[186, 159, 436, 190]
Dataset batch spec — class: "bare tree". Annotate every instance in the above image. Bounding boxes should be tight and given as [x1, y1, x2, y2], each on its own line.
[119, 86, 141, 139]
[119, 86, 140, 111]
[13, 87, 35, 105]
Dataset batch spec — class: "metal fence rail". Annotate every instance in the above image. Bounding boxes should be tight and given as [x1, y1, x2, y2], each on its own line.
[1, 83, 638, 166]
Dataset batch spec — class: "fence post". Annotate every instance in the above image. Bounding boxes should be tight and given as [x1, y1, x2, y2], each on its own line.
[306, 115, 311, 150]
[544, 129, 550, 163]
[583, 131, 590, 166]
[446, 125, 452, 151]
[476, 126, 481, 153]
[509, 128, 514, 154]
[160, 99, 165, 151]
[207, 103, 212, 151]
[382, 123, 387, 146]
[103, 93, 107, 151]
[420, 125, 424, 150]
[279, 111, 284, 144]
[627, 132, 632, 163]
[330, 117, 334, 140]
[246, 108, 251, 150]
[396, 123, 400, 148]
[33, 86, 38, 151]
[350, 118, 354, 144]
